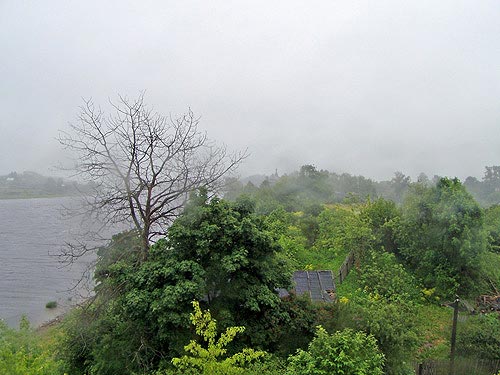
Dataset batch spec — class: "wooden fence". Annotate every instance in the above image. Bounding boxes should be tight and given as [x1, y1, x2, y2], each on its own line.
[334, 251, 355, 286]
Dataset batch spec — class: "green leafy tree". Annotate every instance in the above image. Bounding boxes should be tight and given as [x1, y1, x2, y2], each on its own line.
[361, 198, 399, 253]
[335, 292, 418, 375]
[286, 327, 385, 375]
[168, 301, 266, 375]
[335, 249, 420, 374]
[263, 208, 309, 270]
[359, 250, 421, 303]
[396, 178, 486, 297]
[484, 205, 500, 253]
[313, 205, 373, 269]
[60, 194, 292, 374]
[160, 194, 292, 343]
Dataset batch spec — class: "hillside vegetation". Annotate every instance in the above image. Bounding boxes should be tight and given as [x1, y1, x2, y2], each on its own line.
[2, 165, 500, 375]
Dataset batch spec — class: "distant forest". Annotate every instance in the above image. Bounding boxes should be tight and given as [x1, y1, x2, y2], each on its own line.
[0, 171, 92, 199]
[224, 165, 500, 208]
[2, 166, 500, 205]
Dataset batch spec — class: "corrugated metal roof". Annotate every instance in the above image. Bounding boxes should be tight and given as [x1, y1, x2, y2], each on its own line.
[279, 270, 336, 302]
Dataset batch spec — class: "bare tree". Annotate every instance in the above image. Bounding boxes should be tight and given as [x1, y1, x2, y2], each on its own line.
[59, 93, 246, 261]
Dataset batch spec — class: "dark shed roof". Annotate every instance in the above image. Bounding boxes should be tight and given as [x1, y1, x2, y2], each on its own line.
[278, 270, 336, 302]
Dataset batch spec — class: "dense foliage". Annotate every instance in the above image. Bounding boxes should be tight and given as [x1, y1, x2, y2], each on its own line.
[457, 313, 500, 360]
[37, 165, 499, 374]
[0, 317, 63, 375]
[286, 326, 385, 375]
[396, 178, 486, 297]
[167, 301, 266, 375]
[335, 250, 420, 374]
[59, 193, 308, 374]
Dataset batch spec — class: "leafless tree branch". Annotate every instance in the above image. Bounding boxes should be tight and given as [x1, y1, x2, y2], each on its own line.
[59, 94, 247, 261]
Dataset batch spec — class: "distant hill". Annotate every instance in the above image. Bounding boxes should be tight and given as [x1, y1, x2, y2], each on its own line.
[0, 171, 91, 199]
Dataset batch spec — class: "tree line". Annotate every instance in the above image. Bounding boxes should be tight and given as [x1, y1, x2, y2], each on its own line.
[1, 95, 499, 375]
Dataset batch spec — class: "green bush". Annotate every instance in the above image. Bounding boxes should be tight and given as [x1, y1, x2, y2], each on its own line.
[335, 291, 418, 374]
[0, 317, 64, 375]
[286, 326, 385, 375]
[457, 313, 500, 360]
[165, 301, 266, 375]
[335, 248, 420, 373]
[45, 301, 57, 309]
[359, 250, 421, 303]
[484, 205, 500, 253]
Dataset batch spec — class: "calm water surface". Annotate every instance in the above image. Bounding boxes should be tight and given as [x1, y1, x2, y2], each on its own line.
[0, 197, 98, 327]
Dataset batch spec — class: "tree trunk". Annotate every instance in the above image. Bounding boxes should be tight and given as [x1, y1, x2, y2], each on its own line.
[141, 229, 150, 261]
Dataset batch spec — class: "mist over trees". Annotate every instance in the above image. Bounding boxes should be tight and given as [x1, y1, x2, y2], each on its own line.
[3, 160, 500, 374]
[225, 164, 500, 212]
[0, 171, 91, 199]
[58, 94, 246, 259]
[3, 152, 499, 374]
[2, 1, 500, 372]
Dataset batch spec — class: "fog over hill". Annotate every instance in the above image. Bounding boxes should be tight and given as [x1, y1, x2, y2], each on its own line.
[1, 1, 499, 180]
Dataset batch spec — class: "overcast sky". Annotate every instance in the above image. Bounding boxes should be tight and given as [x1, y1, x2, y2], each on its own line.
[1, 1, 499, 181]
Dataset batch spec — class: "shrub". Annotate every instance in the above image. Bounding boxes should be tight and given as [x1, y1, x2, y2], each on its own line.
[457, 313, 500, 360]
[335, 291, 418, 374]
[45, 301, 57, 309]
[166, 301, 266, 375]
[0, 317, 64, 375]
[286, 326, 385, 375]
[359, 250, 421, 303]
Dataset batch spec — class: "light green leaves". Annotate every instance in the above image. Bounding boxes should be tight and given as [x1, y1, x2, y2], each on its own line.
[170, 301, 266, 375]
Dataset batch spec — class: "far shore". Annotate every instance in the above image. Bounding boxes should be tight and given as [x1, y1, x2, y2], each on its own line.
[0, 193, 80, 200]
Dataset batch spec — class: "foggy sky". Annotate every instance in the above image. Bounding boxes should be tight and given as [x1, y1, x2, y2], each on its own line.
[1, 0, 499, 181]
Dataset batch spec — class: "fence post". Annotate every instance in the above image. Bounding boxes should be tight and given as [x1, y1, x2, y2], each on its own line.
[418, 363, 423, 375]
[449, 295, 459, 375]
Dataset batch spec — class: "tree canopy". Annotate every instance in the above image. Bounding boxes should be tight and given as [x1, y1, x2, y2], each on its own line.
[61, 193, 293, 374]
[396, 177, 486, 297]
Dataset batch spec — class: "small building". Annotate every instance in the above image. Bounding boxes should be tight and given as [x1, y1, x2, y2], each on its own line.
[279, 270, 336, 302]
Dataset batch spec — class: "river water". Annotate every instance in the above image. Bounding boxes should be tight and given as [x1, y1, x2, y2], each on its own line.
[0, 197, 107, 327]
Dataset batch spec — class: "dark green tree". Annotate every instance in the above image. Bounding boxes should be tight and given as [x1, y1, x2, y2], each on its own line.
[484, 205, 500, 253]
[157, 194, 293, 350]
[396, 178, 486, 297]
[361, 198, 399, 253]
[60, 194, 293, 374]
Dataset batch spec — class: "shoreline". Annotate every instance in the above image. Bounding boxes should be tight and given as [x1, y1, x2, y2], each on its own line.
[36, 312, 67, 332]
